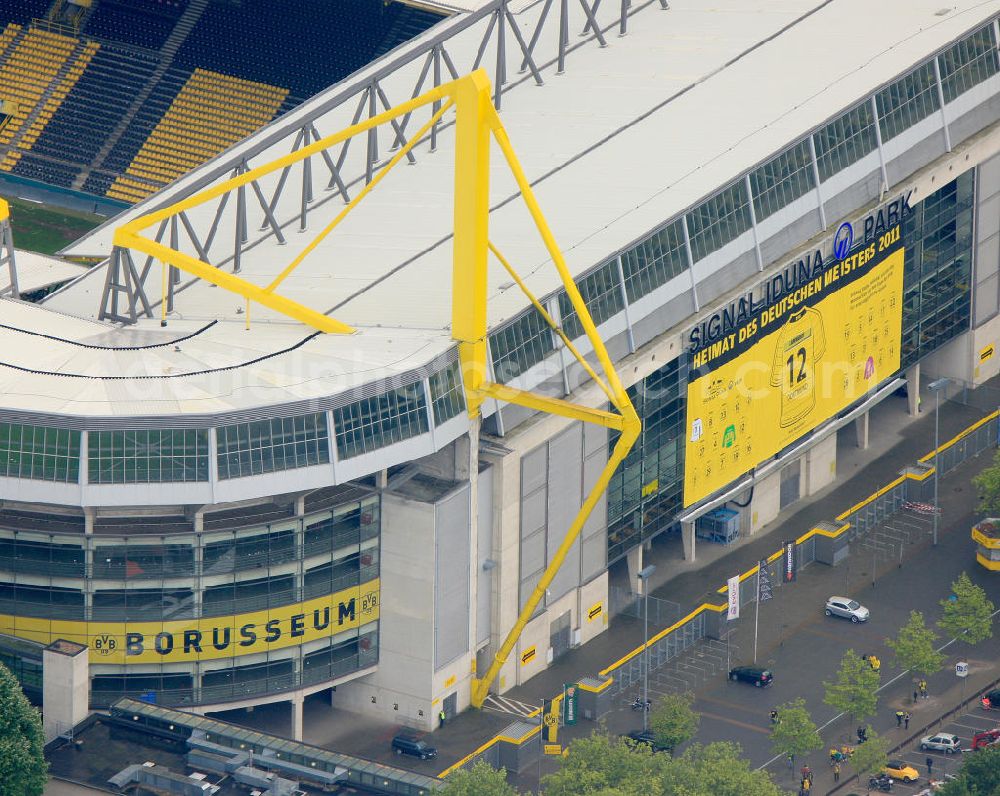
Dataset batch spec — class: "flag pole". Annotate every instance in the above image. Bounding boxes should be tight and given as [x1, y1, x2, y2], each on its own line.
[753, 564, 761, 664]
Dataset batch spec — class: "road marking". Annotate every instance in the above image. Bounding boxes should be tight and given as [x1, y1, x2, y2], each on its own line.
[697, 710, 770, 735]
[482, 694, 538, 718]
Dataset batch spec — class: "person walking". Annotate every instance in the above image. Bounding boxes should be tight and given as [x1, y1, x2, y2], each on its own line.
[920, 679, 928, 699]
[895, 710, 904, 727]
[438, 708, 446, 727]
[833, 762, 841, 783]
[926, 756, 934, 777]
[904, 712, 910, 730]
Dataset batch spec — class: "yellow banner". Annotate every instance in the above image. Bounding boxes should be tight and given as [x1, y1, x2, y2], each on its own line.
[684, 231, 904, 506]
[0, 579, 379, 664]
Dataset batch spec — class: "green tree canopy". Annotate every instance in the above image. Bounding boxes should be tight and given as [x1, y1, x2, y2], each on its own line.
[648, 691, 700, 754]
[823, 649, 880, 722]
[939, 571, 995, 645]
[540, 732, 662, 796]
[937, 744, 1000, 796]
[541, 732, 782, 796]
[0, 663, 46, 796]
[660, 742, 782, 796]
[886, 610, 944, 676]
[437, 761, 518, 796]
[971, 450, 1000, 515]
[769, 698, 822, 762]
[849, 728, 889, 780]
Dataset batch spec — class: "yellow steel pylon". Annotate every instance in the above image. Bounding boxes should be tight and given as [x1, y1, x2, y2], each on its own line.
[113, 70, 640, 708]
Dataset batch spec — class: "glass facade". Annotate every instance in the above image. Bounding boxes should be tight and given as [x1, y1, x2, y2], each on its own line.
[606, 359, 685, 564]
[428, 362, 466, 426]
[485, 22, 997, 386]
[88, 429, 209, 484]
[333, 383, 429, 460]
[900, 172, 974, 368]
[0, 491, 380, 707]
[217, 413, 330, 479]
[0, 423, 80, 483]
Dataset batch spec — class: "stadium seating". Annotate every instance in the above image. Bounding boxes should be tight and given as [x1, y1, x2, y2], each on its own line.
[0, 25, 96, 175]
[84, 0, 186, 52]
[31, 44, 157, 181]
[2, 0, 55, 27]
[108, 68, 287, 202]
[0, 0, 444, 203]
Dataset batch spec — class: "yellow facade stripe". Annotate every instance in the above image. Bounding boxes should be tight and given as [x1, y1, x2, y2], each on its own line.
[975, 551, 1000, 570]
[918, 409, 1000, 464]
[0, 579, 379, 665]
[972, 526, 1000, 549]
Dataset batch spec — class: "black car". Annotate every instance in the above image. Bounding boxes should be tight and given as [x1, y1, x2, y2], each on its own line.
[391, 735, 438, 760]
[728, 666, 773, 687]
[981, 690, 1000, 710]
[622, 729, 672, 753]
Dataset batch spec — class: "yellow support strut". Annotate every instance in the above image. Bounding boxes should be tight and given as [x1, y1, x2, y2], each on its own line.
[110, 70, 639, 709]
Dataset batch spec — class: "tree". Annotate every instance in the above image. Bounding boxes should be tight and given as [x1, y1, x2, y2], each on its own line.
[886, 610, 944, 677]
[438, 761, 518, 796]
[0, 663, 46, 796]
[648, 691, 700, 754]
[661, 742, 783, 796]
[939, 571, 995, 645]
[937, 744, 1000, 796]
[541, 731, 663, 796]
[971, 449, 1000, 515]
[850, 728, 889, 783]
[769, 698, 822, 764]
[541, 732, 783, 796]
[823, 649, 880, 723]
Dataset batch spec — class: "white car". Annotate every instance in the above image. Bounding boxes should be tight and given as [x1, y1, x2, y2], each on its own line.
[825, 596, 870, 623]
[921, 733, 962, 754]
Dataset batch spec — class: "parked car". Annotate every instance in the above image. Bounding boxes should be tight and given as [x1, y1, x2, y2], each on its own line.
[982, 690, 1000, 710]
[971, 728, 1000, 750]
[825, 596, 870, 623]
[921, 733, 962, 754]
[391, 735, 438, 760]
[728, 666, 773, 687]
[884, 760, 919, 783]
[622, 729, 672, 753]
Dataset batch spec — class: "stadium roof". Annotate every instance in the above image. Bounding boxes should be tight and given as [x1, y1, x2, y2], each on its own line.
[0, 251, 88, 295]
[14, 0, 1000, 420]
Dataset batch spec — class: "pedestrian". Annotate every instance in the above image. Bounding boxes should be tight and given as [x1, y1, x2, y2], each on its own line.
[920, 679, 928, 699]
[904, 712, 910, 730]
[801, 764, 811, 781]
[438, 708, 446, 727]
[895, 709, 904, 727]
[770, 709, 779, 725]
[833, 762, 841, 783]
[858, 725, 866, 744]
[926, 756, 933, 776]
[802, 777, 811, 794]
[914, 688, 919, 703]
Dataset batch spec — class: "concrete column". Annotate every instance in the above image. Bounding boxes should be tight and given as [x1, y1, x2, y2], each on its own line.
[855, 411, 869, 449]
[294, 495, 306, 516]
[681, 520, 696, 561]
[906, 363, 921, 416]
[42, 640, 89, 742]
[291, 694, 304, 741]
[625, 544, 643, 587]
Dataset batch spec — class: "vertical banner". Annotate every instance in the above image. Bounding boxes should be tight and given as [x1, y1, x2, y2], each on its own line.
[727, 575, 741, 619]
[783, 541, 797, 582]
[758, 560, 773, 602]
[562, 684, 578, 725]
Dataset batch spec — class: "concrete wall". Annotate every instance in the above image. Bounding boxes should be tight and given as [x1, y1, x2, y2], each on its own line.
[335, 492, 436, 729]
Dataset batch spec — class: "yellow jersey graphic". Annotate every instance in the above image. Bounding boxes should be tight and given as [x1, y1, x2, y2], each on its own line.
[769, 307, 826, 428]
[683, 236, 905, 507]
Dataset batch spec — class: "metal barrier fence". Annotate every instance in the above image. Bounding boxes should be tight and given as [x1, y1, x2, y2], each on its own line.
[441, 408, 1000, 778]
[605, 610, 706, 697]
[609, 587, 682, 625]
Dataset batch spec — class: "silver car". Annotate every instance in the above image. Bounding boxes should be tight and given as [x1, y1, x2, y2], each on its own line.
[921, 733, 961, 753]
[825, 596, 870, 623]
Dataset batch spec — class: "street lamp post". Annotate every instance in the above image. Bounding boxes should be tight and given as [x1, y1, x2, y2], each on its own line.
[638, 564, 656, 732]
[929, 378, 951, 546]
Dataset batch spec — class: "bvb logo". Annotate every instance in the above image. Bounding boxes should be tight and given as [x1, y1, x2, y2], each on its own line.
[93, 634, 117, 656]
